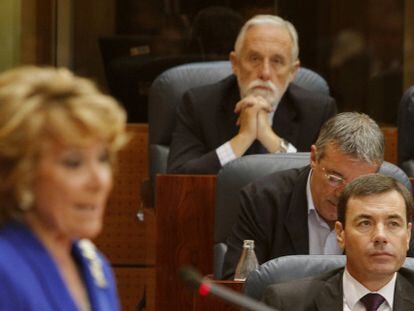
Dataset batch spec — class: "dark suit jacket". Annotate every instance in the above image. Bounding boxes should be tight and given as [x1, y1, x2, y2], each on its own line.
[167, 75, 336, 174]
[263, 267, 414, 311]
[222, 166, 311, 279]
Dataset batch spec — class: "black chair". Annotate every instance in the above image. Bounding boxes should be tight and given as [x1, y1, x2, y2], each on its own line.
[244, 255, 414, 301]
[148, 61, 331, 196]
[398, 86, 414, 176]
[213, 153, 412, 279]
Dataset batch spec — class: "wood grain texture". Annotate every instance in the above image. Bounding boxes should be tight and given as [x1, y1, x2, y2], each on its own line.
[114, 267, 155, 311]
[381, 126, 398, 164]
[155, 175, 216, 311]
[95, 124, 154, 265]
[94, 124, 156, 310]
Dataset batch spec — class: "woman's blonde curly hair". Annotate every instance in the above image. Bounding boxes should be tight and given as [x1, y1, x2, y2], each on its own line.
[0, 66, 127, 225]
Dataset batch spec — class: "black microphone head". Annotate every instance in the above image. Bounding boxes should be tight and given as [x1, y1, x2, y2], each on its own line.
[179, 266, 203, 290]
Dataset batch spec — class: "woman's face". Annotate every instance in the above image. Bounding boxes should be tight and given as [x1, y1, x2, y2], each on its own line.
[27, 140, 113, 241]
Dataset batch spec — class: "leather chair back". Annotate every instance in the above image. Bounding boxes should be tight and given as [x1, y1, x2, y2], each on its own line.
[213, 154, 412, 279]
[244, 255, 414, 300]
[148, 61, 330, 192]
[148, 61, 232, 191]
[398, 86, 414, 176]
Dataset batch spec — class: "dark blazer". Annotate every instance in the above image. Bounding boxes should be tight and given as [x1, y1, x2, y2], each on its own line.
[262, 267, 414, 311]
[222, 166, 311, 279]
[167, 75, 336, 174]
[0, 222, 120, 310]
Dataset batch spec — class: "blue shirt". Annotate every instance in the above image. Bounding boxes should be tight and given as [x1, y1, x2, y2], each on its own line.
[306, 170, 342, 255]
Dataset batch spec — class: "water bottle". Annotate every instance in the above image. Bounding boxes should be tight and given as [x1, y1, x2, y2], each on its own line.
[234, 240, 259, 281]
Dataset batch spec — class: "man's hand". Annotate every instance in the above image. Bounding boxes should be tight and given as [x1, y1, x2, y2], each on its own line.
[230, 105, 259, 157]
[234, 95, 273, 115]
[257, 109, 283, 153]
[230, 95, 274, 157]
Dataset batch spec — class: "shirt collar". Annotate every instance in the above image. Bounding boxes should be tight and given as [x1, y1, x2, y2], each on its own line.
[343, 267, 396, 310]
[306, 169, 315, 213]
[307, 169, 332, 229]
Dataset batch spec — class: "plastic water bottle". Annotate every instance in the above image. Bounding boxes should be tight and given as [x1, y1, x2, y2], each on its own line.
[234, 240, 259, 281]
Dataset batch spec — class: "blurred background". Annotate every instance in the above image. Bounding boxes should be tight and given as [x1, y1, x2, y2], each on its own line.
[1, 0, 413, 124]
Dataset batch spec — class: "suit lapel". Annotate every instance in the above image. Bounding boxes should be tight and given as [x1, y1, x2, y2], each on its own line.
[273, 85, 300, 145]
[314, 269, 344, 311]
[216, 76, 240, 144]
[284, 166, 311, 253]
[393, 270, 414, 311]
[312, 268, 414, 311]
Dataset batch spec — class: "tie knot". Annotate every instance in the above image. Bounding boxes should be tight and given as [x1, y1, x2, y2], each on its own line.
[360, 293, 385, 311]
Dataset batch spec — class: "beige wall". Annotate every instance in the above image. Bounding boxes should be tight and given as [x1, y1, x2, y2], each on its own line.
[0, 0, 21, 71]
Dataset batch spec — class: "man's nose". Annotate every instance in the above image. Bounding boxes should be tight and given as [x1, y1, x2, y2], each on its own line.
[259, 60, 271, 81]
[86, 164, 108, 191]
[373, 224, 388, 245]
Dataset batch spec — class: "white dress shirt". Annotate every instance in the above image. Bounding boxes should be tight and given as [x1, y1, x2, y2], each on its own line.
[343, 268, 395, 311]
[306, 170, 342, 254]
[216, 110, 297, 166]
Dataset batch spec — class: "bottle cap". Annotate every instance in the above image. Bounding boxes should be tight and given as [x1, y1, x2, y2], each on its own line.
[243, 240, 255, 248]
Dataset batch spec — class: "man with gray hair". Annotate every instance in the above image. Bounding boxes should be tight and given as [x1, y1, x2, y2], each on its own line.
[222, 112, 413, 279]
[168, 15, 336, 174]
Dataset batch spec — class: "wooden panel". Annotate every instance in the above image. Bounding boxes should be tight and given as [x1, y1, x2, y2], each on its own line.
[73, 0, 115, 87]
[193, 280, 244, 311]
[95, 123, 154, 265]
[20, 0, 55, 65]
[155, 175, 216, 311]
[114, 267, 155, 311]
[381, 126, 398, 164]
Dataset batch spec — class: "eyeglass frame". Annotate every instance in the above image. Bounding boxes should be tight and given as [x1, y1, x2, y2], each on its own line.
[321, 166, 347, 188]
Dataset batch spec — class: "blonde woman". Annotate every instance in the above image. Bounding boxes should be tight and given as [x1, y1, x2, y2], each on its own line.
[0, 66, 126, 310]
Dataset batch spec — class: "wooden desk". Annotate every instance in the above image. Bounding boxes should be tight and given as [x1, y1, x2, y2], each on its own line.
[155, 175, 217, 311]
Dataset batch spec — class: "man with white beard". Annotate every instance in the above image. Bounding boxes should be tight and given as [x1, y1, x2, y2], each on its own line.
[167, 15, 336, 174]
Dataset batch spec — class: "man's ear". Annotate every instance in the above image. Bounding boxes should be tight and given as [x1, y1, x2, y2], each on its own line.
[230, 51, 239, 76]
[407, 222, 412, 249]
[335, 221, 345, 250]
[288, 60, 300, 83]
[310, 145, 318, 170]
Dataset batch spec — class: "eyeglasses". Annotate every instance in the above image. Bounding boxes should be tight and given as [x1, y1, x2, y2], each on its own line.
[321, 167, 346, 188]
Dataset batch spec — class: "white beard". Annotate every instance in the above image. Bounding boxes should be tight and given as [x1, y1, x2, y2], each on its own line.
[239, 78, 290, 110]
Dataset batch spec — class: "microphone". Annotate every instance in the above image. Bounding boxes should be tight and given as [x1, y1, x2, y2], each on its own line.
[179, 266, 278, 311]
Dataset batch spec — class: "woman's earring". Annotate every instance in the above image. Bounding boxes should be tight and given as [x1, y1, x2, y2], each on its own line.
[19, 190, 33, 211]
